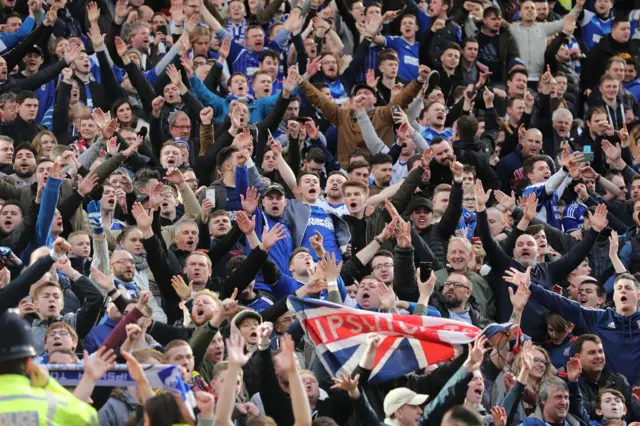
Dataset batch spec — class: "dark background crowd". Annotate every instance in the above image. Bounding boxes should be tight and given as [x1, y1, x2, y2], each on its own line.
[1, 0, 640, 424]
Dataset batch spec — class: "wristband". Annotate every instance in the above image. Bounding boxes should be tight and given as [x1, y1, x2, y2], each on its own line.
[562, 165, 569, 173]
[454, 176, 464, 183]
[107, 288, 119, 297]
[327, 280, 338, 288]
[374, 236, 383, 245]
[49, 251, 65, 261]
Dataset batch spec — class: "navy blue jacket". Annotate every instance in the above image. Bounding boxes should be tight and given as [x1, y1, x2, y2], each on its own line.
[528, 282, 640, 384]
[476, 210, 599, 341]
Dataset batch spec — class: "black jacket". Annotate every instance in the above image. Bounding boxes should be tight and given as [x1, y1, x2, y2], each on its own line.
[416, 181, 464, 266]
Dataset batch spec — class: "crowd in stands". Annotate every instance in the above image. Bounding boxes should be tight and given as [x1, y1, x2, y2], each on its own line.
[3, 0, 640, 424]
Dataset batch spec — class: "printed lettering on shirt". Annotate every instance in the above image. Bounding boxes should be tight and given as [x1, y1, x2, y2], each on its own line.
[308, 216, 335, 231]
[404, 55, 419, 67]
[0, 412, 40, 425]
[245, 66, 259, 77]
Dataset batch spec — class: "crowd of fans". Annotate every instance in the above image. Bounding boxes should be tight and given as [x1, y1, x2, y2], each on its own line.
[1, 0, 640, 424]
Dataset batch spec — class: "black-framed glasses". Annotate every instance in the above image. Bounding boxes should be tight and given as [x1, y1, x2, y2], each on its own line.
[443, 281, 470, 290]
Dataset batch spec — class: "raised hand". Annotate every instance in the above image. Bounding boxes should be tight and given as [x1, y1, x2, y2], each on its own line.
[240, 187, 259, 215]
[218, 37, 231, 61]
[376, 281, 397, 312]
[450, 157, 464, 178]
[522, 193, 538, 222]
[83, 346, 117, 381]
[171, 275, 192, 301]
[588, 204, 608, 232]
[136, 291, 152, 312]
[602, 139, 622, 162]
[394, 219, 411, 248]
[195, 389, 215, 418]
[275, 334, 298, 372]
[165, 167, 185, 187]
[166, 64, 183, 87]
[90, 266, 116, 292]
[235, 211, 255, 234]
[609, 230, 620, 258]
[43, 3, 60, 26]
[319, 252, 342, 282]
[506, 267, 532, 312]
[52, 237, 72, 255]
[131, 201, 153, 230]
[567, 357, 582, 382]
[331, 373, 361, 399]
[465, 335, 490, 371]
[416, 269, 436, 300]
[114, 36, 128, 58]
[227, 332, 252, 366]
[261, 222, 287, 251]
[474, 179, 492, 210]
[125, 323, 143, 342]
[87, 2, 100, 23]
[200, 106, 213, 125]
[151, 96, 165, 117]
[491, 407, 507, 426]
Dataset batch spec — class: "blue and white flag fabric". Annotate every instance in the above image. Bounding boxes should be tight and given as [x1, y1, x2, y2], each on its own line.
[45, 363, 196, 417]
[287, 296, 482, 384]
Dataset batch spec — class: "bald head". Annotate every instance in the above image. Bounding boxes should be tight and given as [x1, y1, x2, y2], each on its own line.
[486, 207, 506, 236]
[521, 128, 543, 157]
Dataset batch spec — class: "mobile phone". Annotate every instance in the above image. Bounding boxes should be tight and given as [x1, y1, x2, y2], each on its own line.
[582, 145, 595, 162]
[472, 237, 480, 245]
[420, 261, 432, 282]
[157, 25, 168, 35]
[391, 105, 402, 115]
[267, 129, 274, 141]
[295, 116, 310, 124]
[205, 189, 216, 207]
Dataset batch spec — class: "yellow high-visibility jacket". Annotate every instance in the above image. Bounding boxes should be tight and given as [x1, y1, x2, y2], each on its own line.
[0, 374, 98, 425]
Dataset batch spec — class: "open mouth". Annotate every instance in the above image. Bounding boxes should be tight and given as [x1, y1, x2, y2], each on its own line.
[474, 389, 483, 396]
[48, 304, 56, 311]
[309, 188, 317, 195]
[349, 202, 357, 209]
[621, 295, 628, 302]
[4, 220, 11, 228]
[167, 158, 176, 166]
[436, 113, 445, 120]
[52, 341, 62, 347]
[250, 331, 258, 339]
[161, 201, 169, 209]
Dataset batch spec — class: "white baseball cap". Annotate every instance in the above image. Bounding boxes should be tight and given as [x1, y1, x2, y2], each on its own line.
[383, 387, 429, 424]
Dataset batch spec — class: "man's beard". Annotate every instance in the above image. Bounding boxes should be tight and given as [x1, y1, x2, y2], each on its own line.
[444, 295, 463, 310]
[14, 167, 34, 179]
[516, 257, 538, 268]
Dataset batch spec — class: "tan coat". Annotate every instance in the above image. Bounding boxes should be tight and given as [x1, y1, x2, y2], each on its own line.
[298, 79, 424, 168]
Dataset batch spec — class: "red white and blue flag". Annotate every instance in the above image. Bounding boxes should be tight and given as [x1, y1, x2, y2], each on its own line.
[287, 297, 482, 384]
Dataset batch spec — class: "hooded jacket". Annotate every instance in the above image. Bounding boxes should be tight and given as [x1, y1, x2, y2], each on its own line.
[582, 34, 640, 93]
[527, 281, 640, 384]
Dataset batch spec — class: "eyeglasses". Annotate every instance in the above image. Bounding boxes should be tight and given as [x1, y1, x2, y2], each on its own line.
[185, 178, 199, 184]
[443, 281, 470, 290]
[372, 263, 394, 270]
[112, 259, 134, 266]
[48, 330, 70, 338]
[463, 198, 476, 203]
[533, 358, 549, 366]
[171, 125, 191, 131]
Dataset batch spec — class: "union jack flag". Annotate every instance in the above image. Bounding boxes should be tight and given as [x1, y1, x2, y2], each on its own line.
[287, 297, 482, 384]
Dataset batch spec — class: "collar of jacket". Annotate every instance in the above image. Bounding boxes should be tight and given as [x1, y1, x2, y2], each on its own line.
[32, 316, 62, 327]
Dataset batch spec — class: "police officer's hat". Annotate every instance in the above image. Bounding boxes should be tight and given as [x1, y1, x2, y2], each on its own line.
[0, 310, 36, 361]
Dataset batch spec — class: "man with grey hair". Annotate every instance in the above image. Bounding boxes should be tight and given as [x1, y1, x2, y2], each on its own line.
[518, 376, 578, 426]
[434, 236, 495, 319]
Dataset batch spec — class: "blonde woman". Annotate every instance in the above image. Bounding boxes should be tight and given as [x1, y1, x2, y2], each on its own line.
[32, 130, 58, 158]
